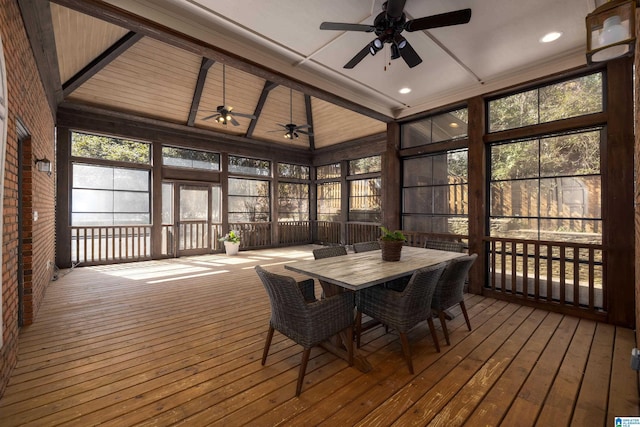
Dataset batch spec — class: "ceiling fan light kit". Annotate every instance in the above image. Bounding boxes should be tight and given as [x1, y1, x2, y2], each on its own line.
[586, 0, 636, 64]
[201, 64, 256, 126]
[320, 0, 472, 69]
[270, 88, 313, 140]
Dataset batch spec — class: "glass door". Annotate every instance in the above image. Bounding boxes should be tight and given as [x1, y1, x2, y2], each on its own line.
[177, 184, 210, 256]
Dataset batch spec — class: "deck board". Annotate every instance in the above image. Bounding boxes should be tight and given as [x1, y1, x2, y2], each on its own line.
[0, 245, 637, 426]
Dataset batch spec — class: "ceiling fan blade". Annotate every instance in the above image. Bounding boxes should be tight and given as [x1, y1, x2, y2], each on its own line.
[295, 124, 311, 129]
[297, 130, 313, 136]
[399, 40, 423, 68]
[385, 0, 407, 19]
[230, 117, 240, 126]
[344, 44, 372, 69]
[202, 113, 220, 121]
[405, 9, 472, 32]
[320, 22, 375, 32]
[233, 112, 257, 119]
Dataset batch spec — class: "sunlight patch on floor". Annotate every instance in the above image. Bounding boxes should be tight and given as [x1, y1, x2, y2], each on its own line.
[147, 269, 229, 284]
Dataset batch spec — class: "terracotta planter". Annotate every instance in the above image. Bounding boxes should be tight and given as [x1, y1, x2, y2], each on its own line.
[224, 241, 240, 256]
[379, 240, 403, 261]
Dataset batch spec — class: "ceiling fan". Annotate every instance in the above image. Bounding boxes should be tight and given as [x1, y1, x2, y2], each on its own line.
[319, 0, 471, 69]
[201, 64, 256, 126]
[269, 89, 313, 140]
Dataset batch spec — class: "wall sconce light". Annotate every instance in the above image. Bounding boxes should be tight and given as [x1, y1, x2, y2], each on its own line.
[35, 157, 52, 175]
[586, 0, 636, 64]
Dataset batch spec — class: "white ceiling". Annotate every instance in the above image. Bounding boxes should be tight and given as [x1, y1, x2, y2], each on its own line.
[105, 0, 597, 119]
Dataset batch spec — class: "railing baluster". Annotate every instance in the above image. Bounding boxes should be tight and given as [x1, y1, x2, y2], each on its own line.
[490, 240, 496, 291]
[534, 242, 540, 300]
[522, 242, 529, 298]
[500, 241, 506, 291]
[511, 241, 517, 294]
[573, 247, 580, 307]
[546, 244, 553, 302]
[83, 228, 88, 263]
[559, 246, 566, 304]
[589, 248, 595, 310]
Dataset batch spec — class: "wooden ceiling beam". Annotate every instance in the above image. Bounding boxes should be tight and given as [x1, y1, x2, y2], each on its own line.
[57, 101, 313, 164]
[18, 0, 63, 117]
[49, 0, 392, 123]
[187, 57, 215, 126]
[304, 95, 315, 151]
[245, 80, 278, 138]
[62, 31, 144, 97]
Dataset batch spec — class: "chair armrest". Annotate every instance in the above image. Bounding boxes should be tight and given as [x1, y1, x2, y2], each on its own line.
[297, 278, 316, 303]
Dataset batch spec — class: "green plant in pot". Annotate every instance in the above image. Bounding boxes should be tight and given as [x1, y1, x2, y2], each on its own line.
[379, 226, 406, 261]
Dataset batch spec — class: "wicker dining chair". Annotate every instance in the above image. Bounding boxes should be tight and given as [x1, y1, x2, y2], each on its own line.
[312, 245, 348, 259]
[353, 241, 380, 253]
[355, 262, 447, 374]
[255, 266, 354, 396]
[431, 254, 478, 346]
[423, 239, 465, 253]
[312, 245, 348, 297]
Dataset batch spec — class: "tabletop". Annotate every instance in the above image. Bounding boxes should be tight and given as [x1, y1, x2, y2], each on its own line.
[284, 246, 465, 291]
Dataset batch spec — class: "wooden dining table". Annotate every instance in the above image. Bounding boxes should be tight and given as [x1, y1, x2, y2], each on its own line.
[284, 245, 466, 372]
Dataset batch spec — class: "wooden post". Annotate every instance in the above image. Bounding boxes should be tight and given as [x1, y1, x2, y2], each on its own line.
[382, 122, 401, 231]
[605, 56, 635, 327]
[55, 127, 71, 268]
[467, 96, 487, 295]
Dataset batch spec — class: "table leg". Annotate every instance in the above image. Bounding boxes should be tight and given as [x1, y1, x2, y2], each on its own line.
[318, 281, 372, 372]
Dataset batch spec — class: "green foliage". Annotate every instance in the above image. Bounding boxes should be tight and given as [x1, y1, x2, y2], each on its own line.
[71, 132, 150, 164]
[219, 230, 240, 243]
[349, 156, 381, 175]
[379, 226, 405, 241]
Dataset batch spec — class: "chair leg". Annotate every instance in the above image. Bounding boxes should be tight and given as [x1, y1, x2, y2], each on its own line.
[460, 301, 472, 331]
[262, 326, 274, 365]
[355, 311, 362, 348]
[296, 348, 312, 396]
[399, 332, 414, 374]
[426, 317, 440, 353]
[438, 310, 451, 345]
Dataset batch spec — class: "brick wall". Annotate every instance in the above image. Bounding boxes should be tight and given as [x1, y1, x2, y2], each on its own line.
[0, 0, 56, 397]
[635, 9, 640, 347]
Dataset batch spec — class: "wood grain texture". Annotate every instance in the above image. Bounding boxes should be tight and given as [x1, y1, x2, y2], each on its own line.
[0, 245, 636, 426]
[285, 246, 465, 290]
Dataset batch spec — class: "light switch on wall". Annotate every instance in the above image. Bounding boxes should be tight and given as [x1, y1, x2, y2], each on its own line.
[33, 211, 38, 221]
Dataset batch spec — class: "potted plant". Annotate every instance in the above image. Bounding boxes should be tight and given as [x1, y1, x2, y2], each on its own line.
[219, 230, 241, 255]
[379, 226, 406, 261]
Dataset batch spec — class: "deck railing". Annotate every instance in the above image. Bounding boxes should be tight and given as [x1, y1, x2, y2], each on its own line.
[71, 226, 151, 264]
[345, 222, 380, 245]
[484, 236, 605, 318]
[401, 231, 467, 249]
[278, 221, 312, 245]
[315, 221, 341, 244]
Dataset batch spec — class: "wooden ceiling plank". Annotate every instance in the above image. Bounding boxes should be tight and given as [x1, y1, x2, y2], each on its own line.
[62, 31, 143, 97]
[49, 0, 392, 123]
[187, 57, 215, 126]
[18, 0, 63, 115]
[304, 94, 315, 151]
[245, 80, 277, 138]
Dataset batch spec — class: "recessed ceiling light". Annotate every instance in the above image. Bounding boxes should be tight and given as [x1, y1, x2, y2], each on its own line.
[449, 122, 459, 128]
[399, 87, 411, 94]
[540, 31, 562, 43]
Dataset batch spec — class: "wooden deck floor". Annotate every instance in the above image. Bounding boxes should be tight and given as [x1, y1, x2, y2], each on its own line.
[0, 245, 638, 426]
